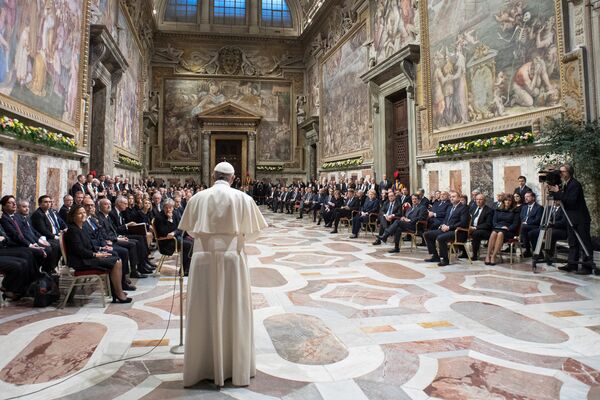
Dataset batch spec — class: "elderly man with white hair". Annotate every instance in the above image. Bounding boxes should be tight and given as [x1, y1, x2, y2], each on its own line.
[180, 162, 267, 389]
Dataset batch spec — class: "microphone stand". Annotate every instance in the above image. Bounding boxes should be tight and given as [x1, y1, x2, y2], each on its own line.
[170, 244, 185, 354]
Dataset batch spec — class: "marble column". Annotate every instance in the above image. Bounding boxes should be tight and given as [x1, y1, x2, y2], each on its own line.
[202, 130, 210, 185]
[248, 130, 256, 179]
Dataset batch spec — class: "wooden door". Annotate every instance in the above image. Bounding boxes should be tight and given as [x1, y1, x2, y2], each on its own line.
[392, 98, 410, 190]
[215, 139, 242, 176]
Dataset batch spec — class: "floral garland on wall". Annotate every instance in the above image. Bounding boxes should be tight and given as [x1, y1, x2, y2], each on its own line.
[321, 157, 363, 170]
[118, 154, 142, 170]
[0, 116, 77, 152]
[436, 132, 535, 156]
[171, 166, 200, 174]
[256, 165, 284, 172]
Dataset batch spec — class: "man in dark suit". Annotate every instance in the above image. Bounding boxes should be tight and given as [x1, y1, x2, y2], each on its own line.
[349, 190, 380, 238]
[71, 174, 86, 197]
[468, 189, 480, 214]
[549, 164, 594, 274]
[286, 187, 302, 214]
[59, 194, 73, 223]
[397, 187, 411, 208]
[31, 195, 64, 241]
[297, 187, 315, 219]
[15, 199, 60, 272]
[97, 198, 149, 278]
[467, 194, 494, 260]
[384, 195, 429, 253]
[83, 198, 136, 290]
[312, 188, 327, 223]
[378, 174, 392, 193]
[514, 176, 532, 197]
[151, 192, 163, 221]
[428, 191, 451, 229]
[417, 188, 430, 209]
[331, 189, 360, 233]
[424, 191, 469, 266]
[373, 191, 402, 245]
[519, 191, 543, 257]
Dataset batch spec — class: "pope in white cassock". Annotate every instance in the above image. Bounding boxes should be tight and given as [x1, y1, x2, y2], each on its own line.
[178, 161, 268, 388]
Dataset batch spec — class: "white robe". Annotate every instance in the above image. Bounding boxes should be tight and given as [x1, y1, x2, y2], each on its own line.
[179, 180, 267, 387]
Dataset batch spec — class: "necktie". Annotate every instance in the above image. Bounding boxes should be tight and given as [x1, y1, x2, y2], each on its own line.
[118, 212, 123, 225]
[525, 205, 532, 223]
[87, 219, 96, 231]
[47, 212, 58, 234]
[407, 207, 414, 219]
[10, 215, 24, 240]
[472, 208, 481, 226]
[387, 202, 393, 216]
[448, 206, 456, 221]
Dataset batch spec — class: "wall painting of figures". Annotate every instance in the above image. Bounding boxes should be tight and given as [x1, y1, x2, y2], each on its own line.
[321, 24, 370, 160]
[90, 0, 117, 39]
[371, 0, 419, 64]
[427, 0, 561, 135]
[162, 78, 292, 163]
[114, 5, 142, 158]
[0, 0, 87, 136]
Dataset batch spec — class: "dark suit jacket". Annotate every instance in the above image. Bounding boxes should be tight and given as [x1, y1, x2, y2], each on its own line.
[397, 194, 411, 206]
[551, 178, 590, 225]
[59, 205, 70, 224]
[380, 199, 403, 218]
[345, 196, 361, 212]
[31, 208, 59, 239]
[493, 208, 519, 233]
[471, 205, 493, 231]
[441, 203, 469, 231]
[16, 215, 40, 244]
[154, 211, 180, 256]
[83, 218, 107, 248]
[361, 198, 380, 214]
[514, 185, 532, 197]
[0, 214, 31, 247]
[109, 209, 129, 235]
[97, 212, 119, 241]
[431, 200, 451, 224]
[403, 204, 429, 229]
[71, 182, 85, 196]
[520, 202, 543, 227]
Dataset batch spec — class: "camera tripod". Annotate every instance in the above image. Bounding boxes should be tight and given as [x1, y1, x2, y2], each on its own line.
[532, 197, 598, 274]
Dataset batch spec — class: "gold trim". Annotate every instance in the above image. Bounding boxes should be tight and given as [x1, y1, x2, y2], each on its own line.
[210, 132, 248, 182]
[0, 0, 90, 139]
[418, 0, 567, 148]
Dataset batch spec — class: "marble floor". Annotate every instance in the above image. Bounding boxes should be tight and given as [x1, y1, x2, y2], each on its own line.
[2, 207, 600, 400]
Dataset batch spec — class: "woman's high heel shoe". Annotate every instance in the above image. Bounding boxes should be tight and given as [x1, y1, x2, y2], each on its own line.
[112, 296, 132, 304]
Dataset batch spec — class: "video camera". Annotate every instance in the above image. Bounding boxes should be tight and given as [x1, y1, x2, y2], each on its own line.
[538, 170, 562, 186]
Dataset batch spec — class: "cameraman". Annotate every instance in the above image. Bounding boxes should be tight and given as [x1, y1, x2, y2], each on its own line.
[548, 164, 594, 275]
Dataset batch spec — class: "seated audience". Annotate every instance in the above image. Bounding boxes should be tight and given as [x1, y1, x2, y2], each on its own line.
[349, 190, 380, 238]
[63, 205, 131, 303]
[373, 191, 402, 245]
[485, 194, 519, 265]
[423, 191, 469, 266]
[322, 190, 344, 228]
[466, 194, 494, 261]
[380, 194, 428, 253]
[331, 189, 360, 233]
[519, 191, 543, 258]
[428, 191, 450, 229]
[154, 199, 194, 274]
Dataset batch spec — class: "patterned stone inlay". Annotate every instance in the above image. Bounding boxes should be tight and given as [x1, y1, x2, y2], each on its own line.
[451, 302, 568, 343]
[365, 262, 425, 279]
[263, 313, 348, 365]
[321, 284, 400, 306]
[425, 356, 562, 400]
[0, 322, 107, 384]
[471, 275, 542, 295]
[251, 268, 288, 287]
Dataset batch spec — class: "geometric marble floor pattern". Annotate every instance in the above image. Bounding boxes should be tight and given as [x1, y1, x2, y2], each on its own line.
[2, 207, 600, 400]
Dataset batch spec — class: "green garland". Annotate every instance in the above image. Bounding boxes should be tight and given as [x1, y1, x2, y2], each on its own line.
[0, 116, 77, 152]
[436, 132, 535, 156]
[118, 154, 142, 169]
[171, 166, 200, 174]
[256, 165, 283, 172]
[321, 157, 363, 170]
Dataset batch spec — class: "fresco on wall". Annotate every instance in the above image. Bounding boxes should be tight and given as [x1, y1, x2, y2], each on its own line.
[0, 0, 84, 130]
[321, 25, 369, 159]
[16, 154, 37, 206]
[91, 0, 117, 38]
[371, 0, 418, 64]
[114, 8, 141, 157]
[306, 64, 319, 116]
[428, 0, 560, 133]
[163, 79, 292, 162]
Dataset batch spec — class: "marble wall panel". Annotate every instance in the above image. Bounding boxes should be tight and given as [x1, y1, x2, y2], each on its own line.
[428, 170, 439, 192]
[67, 170, 78, 189]
[46, 168, 61, 204]
[503, 166, 521, 195]
[0, 163, 3, 195]
[449, 170, 462, 194]
[16, 154, 38, 206]
[470, 160, 493, 197]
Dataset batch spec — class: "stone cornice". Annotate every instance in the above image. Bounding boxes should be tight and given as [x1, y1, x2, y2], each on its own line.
[154, 31, 300, 44]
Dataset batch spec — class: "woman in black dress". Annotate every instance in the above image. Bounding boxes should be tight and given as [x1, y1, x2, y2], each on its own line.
[64, 205, 131, 303]
[154, 199, 193, 275]
[485, 195, 520, 265]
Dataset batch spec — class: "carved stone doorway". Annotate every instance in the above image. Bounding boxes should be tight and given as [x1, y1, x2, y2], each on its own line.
[388, 91, 410, 190]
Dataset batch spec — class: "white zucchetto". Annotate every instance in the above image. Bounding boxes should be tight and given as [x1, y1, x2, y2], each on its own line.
[214, 161, 235, 174]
